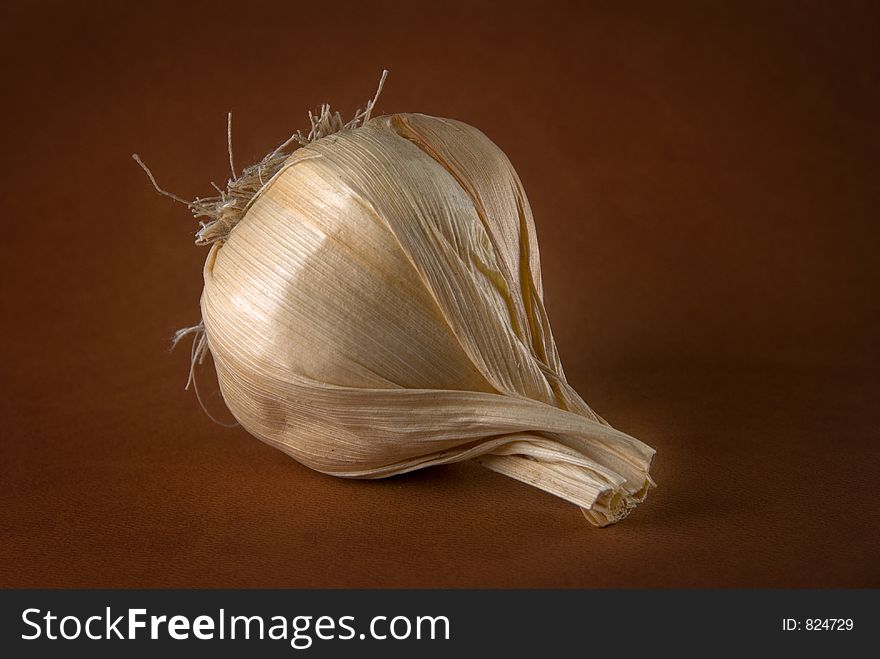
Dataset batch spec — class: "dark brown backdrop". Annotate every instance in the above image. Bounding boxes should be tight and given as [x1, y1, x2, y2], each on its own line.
[1, 0, 878, 587]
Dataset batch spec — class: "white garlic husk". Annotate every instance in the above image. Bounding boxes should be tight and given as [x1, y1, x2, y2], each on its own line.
[160, 86, 655, 526]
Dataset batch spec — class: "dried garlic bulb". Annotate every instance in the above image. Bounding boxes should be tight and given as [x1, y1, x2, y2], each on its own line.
[141, 73, 656, 526]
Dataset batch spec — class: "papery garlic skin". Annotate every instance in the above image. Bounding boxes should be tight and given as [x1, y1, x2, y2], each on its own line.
[200, 113, 655, 526]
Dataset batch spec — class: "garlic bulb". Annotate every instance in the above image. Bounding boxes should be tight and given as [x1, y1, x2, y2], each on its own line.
[145, 76, 656, 526]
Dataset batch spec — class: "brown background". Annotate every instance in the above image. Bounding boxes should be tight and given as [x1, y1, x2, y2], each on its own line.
[1, 0, 878, 587]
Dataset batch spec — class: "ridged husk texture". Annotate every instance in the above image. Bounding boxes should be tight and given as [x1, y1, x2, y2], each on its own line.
[196, 112, 655, 526]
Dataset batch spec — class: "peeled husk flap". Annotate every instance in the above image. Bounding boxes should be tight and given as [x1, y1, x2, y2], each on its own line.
[189, 108, 655, 526]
